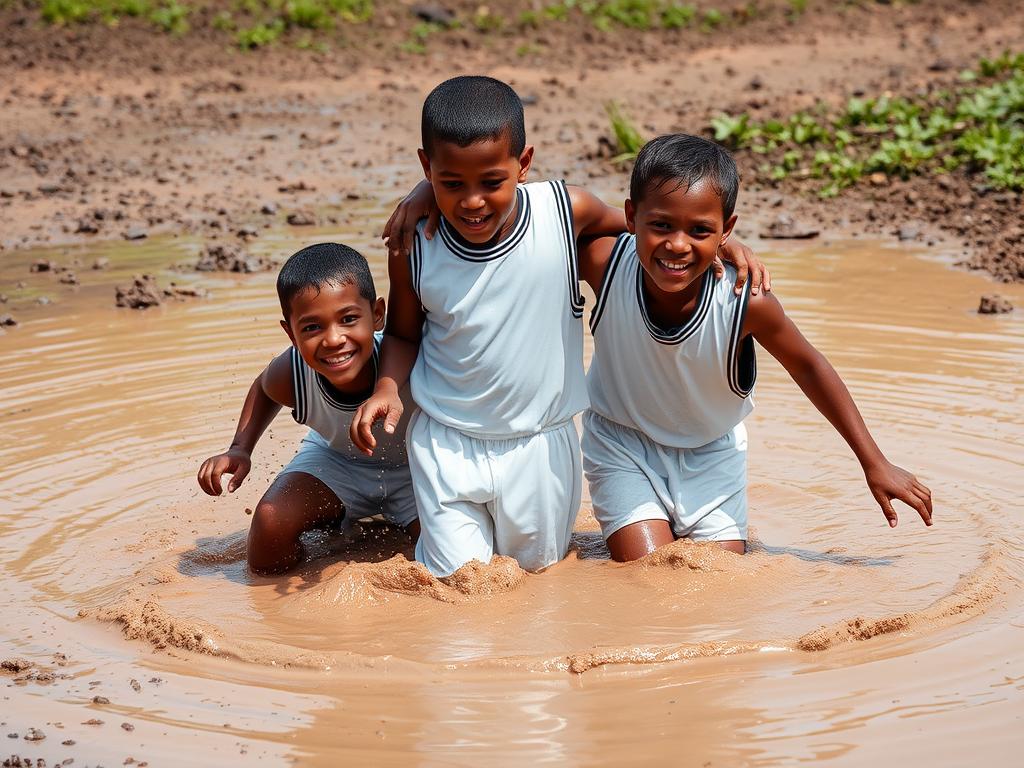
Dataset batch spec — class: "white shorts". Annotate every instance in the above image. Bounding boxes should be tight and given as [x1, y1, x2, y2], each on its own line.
[407, 410, 582, 577]
[582, 411, 748, 542]
[280, 433, 418, 529]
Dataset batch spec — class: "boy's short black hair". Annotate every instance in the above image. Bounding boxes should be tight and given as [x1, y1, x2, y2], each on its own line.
[276, 242, 375, 318]
[630, 134, 740, 220]
[421, 75, 526, 158]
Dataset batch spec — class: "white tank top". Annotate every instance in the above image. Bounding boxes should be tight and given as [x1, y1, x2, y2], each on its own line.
[290, 332, 411, 466]
[587, 233, 756, 448]
[408, 181, 588, 438]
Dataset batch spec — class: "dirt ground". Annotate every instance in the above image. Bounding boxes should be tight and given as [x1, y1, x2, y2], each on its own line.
[0, 0, 1022, 292]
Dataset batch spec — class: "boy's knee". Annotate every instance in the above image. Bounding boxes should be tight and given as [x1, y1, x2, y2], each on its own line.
[247, 502, 303, 573]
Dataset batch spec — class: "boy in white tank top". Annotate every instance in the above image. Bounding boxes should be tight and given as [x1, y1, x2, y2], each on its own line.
[579, 134, 934, 559]
[197, 243, 418, 574]
[350, 78, 768, 577]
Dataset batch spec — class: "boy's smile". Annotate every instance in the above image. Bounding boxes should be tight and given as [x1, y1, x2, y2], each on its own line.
[282, 281, 385, 395]
[419, 136, 534, 245]
[627, 178, 737, 320]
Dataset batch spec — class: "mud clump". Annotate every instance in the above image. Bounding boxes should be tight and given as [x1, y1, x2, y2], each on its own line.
[443, 556, 526, 596]
[194, 243, 274, 273]
[115, 275, 209, 308]
[760, 213, 819, 240]
[797, 614, 912, 651]
[95, 598, 222, 654]
[978, 294, 1014, 314]
[115, 275, 162, 309]
[633, 538, 740, 572]
[1, 658, 32, 673]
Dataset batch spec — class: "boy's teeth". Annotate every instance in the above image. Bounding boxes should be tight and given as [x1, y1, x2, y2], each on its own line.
[325, 352, 354, 364]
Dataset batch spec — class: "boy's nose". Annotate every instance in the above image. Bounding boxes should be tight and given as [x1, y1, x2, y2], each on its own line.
[323, 326, 346, 347]
[665, 233, 691, 253]
[461, 193, 485, 210]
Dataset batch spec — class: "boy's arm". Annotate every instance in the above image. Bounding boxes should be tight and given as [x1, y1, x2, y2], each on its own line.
[566, 185, 770, 295]
[350, 249, 425, 455]
[381, 180, 440, 260]
[197, 352, 292, 496]
[744, 292, 933, 527]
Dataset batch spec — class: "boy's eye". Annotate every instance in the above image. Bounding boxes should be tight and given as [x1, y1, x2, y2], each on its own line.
[441, 181, 462, 190]
[482, 179, 504, 190]
[341, 314, 359, 324]
[301, 323, 320, 333]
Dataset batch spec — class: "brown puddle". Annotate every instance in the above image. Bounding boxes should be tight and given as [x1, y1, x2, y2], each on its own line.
[2, 226, 1023, 765]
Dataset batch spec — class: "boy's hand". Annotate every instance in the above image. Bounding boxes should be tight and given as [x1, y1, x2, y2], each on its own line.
[198, 447, 252, 496]
[350, 383, 404, 456]
[719, 239, 771, 296]
[864, 460, 933, 528]
[381, 180, 440, 261]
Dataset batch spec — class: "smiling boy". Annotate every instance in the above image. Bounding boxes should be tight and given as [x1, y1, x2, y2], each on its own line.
[197, 242, 418, 574]
[350, 77, 766, 576]
[580, 134, 933, 559]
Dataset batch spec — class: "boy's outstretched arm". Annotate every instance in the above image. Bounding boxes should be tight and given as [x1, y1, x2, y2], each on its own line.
[566, 185, 771, 295]
[744, 291, 933, 528]
[350, 249, 425, 455]
[197, 352, 293, 496]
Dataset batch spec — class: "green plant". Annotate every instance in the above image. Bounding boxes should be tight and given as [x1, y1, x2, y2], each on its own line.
[605, 101, 646, 164]
[237, 19, 284, 48]
[40, 0, 91, 24]
[660, 2, 695, 28]
[149, 0, 189, 33]
[700, 7, 723, 30]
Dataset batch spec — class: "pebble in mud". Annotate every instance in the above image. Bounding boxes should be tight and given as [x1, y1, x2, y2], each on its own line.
[0, 315, 16, 328]
[286, 210, 317, 226]
[978, 294, 1014, 314]
[22, 729, 44, 742]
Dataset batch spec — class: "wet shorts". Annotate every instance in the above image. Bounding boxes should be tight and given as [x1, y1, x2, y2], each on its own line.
[582, 410, 748, 542]
[280, 432, 418, 529]
[407, 410, 582, 577]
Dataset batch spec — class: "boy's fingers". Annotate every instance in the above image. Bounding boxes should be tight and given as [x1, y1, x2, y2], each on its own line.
[734, 259, 748, 295]
[874, 490, 898, 527]
[383, 405, 403, 434]
[208, 465, 224, 496]
[763, 265, 772, 293]
[712, 256, 724, 279]
[425, 208, 440, 240]
[227, 464, 249, 493]
[910, 486, 933, 524]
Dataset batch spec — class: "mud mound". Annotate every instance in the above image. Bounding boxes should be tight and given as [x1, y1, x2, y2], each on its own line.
[287, 554, 527, 612]
[91, 593, 336, 668]
[797, 549, 1006, 652]
[634, 538, 745, 572]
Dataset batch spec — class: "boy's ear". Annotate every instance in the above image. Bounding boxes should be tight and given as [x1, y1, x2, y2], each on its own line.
[516, 145, 535, 182]
[373, 297, 385, 331]
[720, 213, 738, 246]
[624, 198, 637, 234]
[280, 318, 296, 346]
[417, 148, 432, 182]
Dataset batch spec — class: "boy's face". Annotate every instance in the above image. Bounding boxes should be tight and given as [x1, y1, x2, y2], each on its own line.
[626, 178, 737, 296]
[418, 136, 534, 244]
[281, 281, 385, 393]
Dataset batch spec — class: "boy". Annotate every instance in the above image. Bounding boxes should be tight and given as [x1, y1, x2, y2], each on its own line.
[350, 76, 766, 577]
[579, 134, 933, 559]
[197, 242, 418, 574]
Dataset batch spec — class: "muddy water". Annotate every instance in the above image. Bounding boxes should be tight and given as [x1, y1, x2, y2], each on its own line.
[2, 228, 1023, 766]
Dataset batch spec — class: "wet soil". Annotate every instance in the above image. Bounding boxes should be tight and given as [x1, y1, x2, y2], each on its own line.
[0, 0, 1022, 295]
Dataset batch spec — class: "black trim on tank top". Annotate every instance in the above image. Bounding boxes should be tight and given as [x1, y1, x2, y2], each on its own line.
[589, 232, 632, 333]
[436, 186, 531, 262]
[727, 280, 757, 397]
[290, 347, 307, 424]
[635, 262, 715, 345]
[551, 180, 584, 318]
